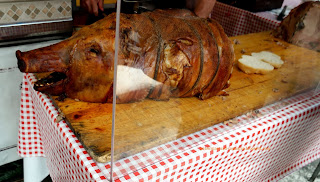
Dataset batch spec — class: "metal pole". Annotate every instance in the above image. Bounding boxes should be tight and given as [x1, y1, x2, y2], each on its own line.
[110, 0, 121, 181]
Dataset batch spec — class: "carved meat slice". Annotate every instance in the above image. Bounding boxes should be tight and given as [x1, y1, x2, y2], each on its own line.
[273, 2, 320, 52]
[16, 9, 234, 103]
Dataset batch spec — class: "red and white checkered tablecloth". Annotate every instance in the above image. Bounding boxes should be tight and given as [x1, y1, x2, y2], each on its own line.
[211, 2, 280, 36]
[18, 71, 320, 182]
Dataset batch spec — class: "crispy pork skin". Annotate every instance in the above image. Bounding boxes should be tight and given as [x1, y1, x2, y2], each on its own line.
[17, 9, 234, 103]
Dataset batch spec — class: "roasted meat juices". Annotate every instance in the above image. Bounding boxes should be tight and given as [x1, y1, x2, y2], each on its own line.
[16, 9, 234, 103]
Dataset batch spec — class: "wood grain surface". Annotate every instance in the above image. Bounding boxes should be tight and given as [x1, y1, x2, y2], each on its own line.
[50, 31, 320, 163]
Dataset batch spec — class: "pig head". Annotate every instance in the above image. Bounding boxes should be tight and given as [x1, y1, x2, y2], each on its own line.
[17, 14, 117, 103]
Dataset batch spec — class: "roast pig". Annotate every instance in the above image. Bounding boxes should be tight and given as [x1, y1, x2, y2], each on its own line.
[16, 9, 234, 103]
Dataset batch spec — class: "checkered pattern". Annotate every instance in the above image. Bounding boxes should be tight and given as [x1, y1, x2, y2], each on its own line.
[18, 73, 320, 181]
[211, 2, 280, 36]
[19, 74, 108, 181]
[101, 91, 320, 181]
[18, 74, 44, 157]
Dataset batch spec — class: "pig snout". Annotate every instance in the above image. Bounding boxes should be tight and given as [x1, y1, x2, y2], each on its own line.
[16, 50, 27, 72]
[16, 49, 68, 73]
[16, 43, 70, 73]
[16, 42, 72, 97]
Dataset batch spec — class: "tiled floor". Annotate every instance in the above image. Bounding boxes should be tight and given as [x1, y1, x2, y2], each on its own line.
[279, 159, 320, 182]
[0, 159, 52, 182]
[0, 160, 23, 182]
[1, 158, 319, 181]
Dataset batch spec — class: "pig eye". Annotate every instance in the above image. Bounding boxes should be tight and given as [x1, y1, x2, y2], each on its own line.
[89, 48, 100, 54]
[86, 43, 102, 56]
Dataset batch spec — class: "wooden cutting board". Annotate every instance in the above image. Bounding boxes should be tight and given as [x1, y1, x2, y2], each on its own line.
[50, 31, 320, 163]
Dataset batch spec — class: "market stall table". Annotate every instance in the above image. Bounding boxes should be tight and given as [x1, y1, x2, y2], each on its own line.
[18, 36, 320, 181]
[17, 2, 320, 182]
[18, 77, 320, 181]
